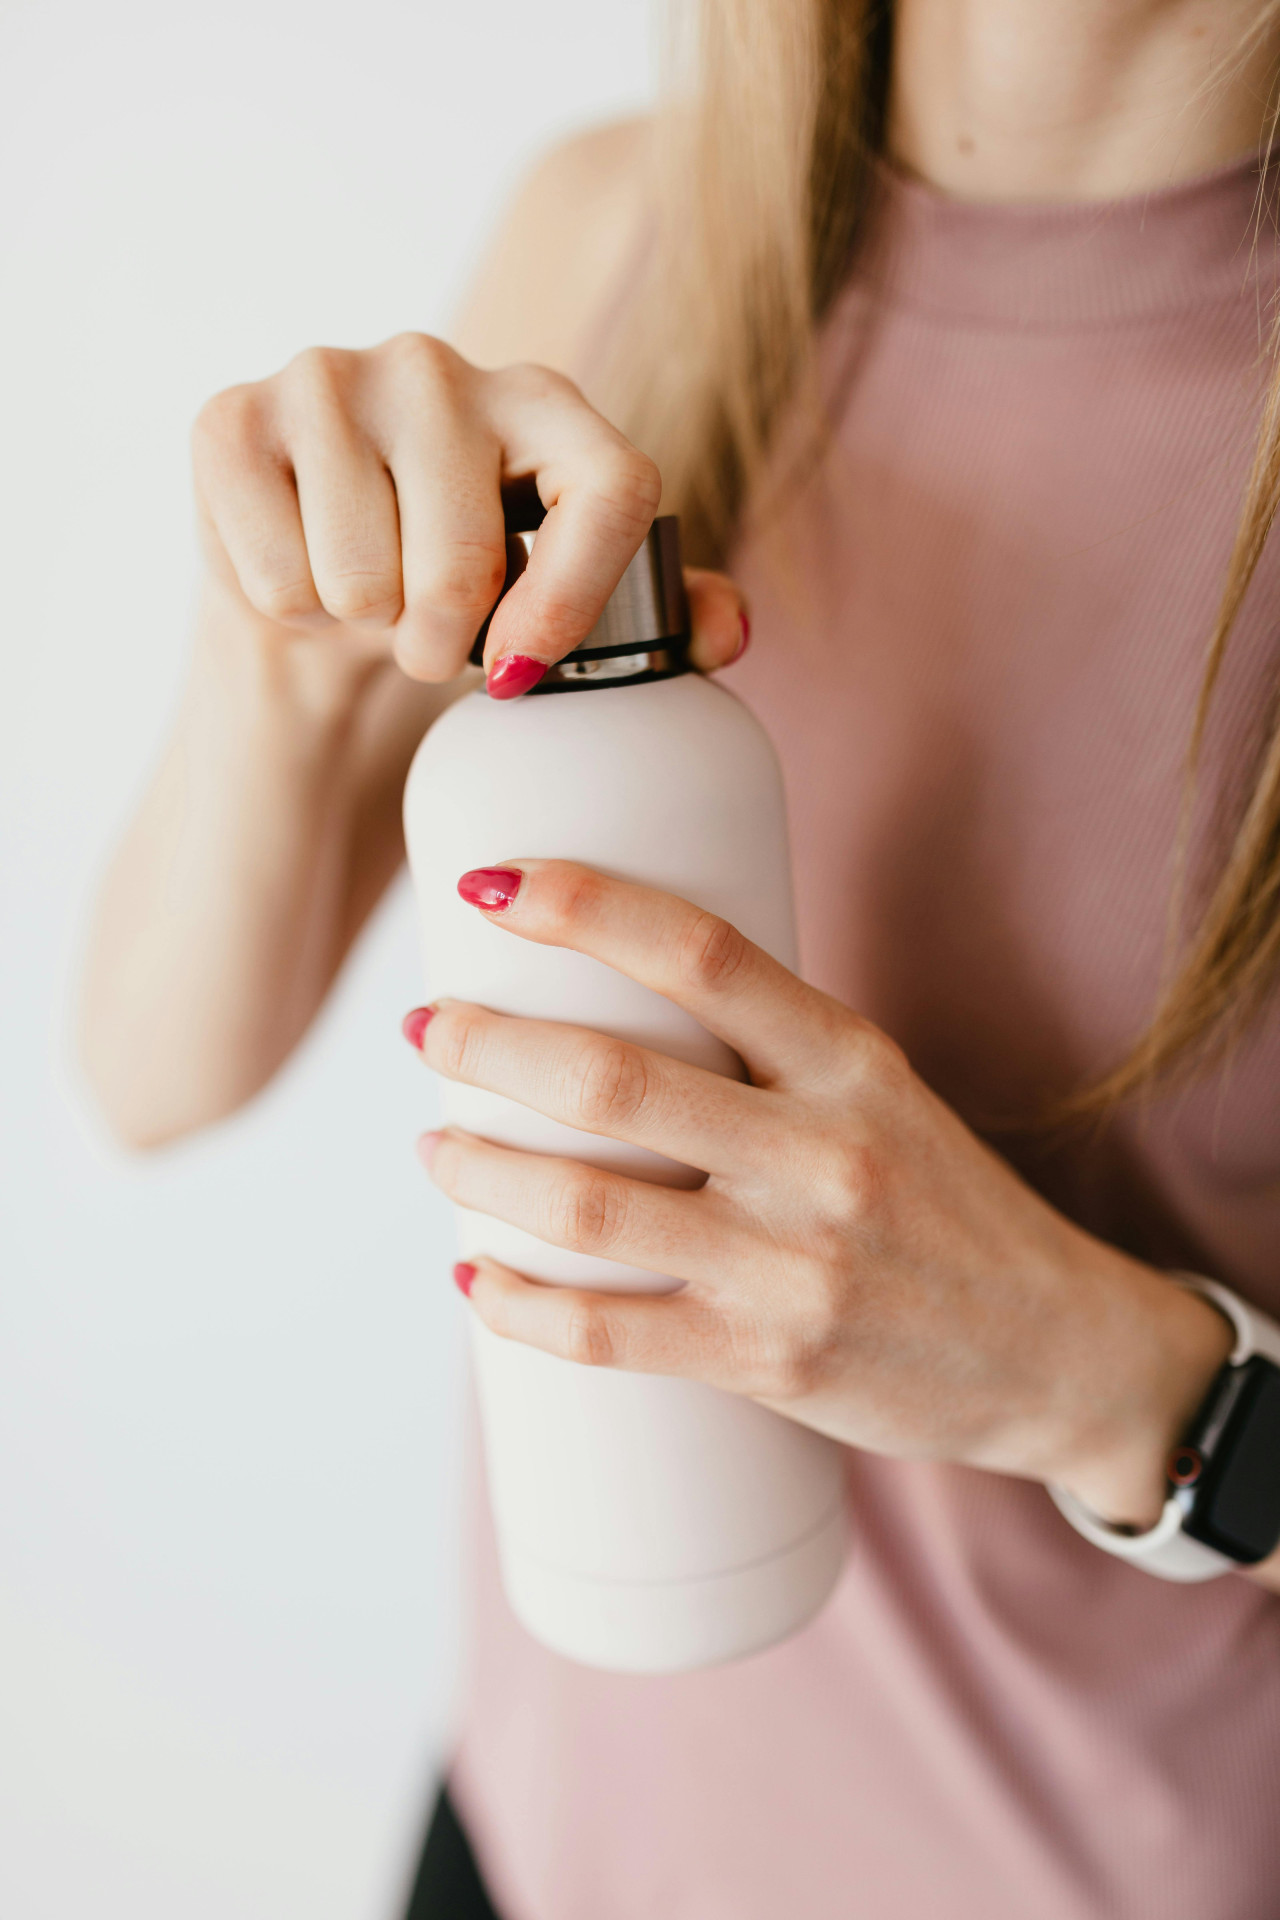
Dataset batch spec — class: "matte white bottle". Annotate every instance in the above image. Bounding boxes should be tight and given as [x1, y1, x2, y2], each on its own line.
[404, 518, 846, 1673]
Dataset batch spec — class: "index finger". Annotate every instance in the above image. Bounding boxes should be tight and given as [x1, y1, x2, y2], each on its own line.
[453, 860, 858, 1089]
[479, 365, 662, 691]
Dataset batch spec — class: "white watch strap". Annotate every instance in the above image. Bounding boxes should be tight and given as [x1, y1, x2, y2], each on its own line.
[1182, 1275, 1280, 1369]
[1047, 1482, 1236, 1581]
[1048, 1275, 1280, 1583]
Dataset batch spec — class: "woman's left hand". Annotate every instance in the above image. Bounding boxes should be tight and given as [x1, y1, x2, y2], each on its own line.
[407, 859, 1232, 1529]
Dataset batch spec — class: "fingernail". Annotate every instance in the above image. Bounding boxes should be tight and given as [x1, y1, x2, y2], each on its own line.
[418, 1130, 442, 1169]
[401, 1006, 435, 1049]
[458, 866, 522, 912]
[486, 654, 547, 700]
[731, 608, 751, 664]
[453, 1262, 477, 1297]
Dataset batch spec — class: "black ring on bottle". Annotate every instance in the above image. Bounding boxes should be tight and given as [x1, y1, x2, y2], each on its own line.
[525, 636, 693, 694]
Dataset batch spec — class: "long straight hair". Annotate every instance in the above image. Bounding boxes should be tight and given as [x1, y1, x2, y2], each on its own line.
[604, 0, 1280, 1113]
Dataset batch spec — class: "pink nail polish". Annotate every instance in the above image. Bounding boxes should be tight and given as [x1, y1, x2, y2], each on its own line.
[401, 1006, 435, 1049]
[458, 866, 522, 912]
[731, 608, 751, 664]
[453, 1262, 477, 1297]
[417, 1130, 442, 1169]
[486, 654, 548, 700]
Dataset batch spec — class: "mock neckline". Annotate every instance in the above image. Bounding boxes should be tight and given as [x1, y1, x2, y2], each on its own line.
[858, 153, 1280, 329]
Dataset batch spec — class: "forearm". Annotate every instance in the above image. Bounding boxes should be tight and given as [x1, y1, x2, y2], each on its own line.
[80, 583, 446, 1145]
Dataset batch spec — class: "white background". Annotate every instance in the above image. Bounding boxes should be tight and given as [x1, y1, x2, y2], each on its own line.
[0, 4, 653, 1914]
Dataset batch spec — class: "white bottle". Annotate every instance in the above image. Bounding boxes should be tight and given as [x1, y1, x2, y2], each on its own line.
[404, 518, 845, 1673]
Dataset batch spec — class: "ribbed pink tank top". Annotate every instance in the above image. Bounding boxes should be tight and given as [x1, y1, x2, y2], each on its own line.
[450, 157, 1280, 1919]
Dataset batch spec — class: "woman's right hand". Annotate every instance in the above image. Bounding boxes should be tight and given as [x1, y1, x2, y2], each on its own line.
[191, 334, 747, 695]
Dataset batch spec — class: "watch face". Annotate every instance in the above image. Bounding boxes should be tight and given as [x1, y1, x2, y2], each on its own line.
[1185, 1359, 1280, 1564]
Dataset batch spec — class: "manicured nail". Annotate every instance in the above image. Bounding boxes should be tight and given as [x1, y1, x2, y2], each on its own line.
[731, 608, 751, 664]
[458, 866, 522, 912]
[401, 1006, 434, 1049]
[453, 1262, 477, 1297]
[418, 1130, 442, 1170]
[486, 654, 547, 700]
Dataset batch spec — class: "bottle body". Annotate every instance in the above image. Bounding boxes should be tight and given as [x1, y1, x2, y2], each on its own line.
[404, 672, 846, 1671]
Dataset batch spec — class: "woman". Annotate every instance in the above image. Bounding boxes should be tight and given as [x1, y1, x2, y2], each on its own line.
[82, 1, 1280, 1915]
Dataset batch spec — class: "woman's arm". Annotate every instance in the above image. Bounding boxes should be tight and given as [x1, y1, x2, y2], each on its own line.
[80, 590, 442, 1145]
[406, 858, 1280, 1597]
[78, 122, 688, 1147]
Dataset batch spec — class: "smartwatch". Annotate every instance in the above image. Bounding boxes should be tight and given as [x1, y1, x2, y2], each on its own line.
[1049, 1277, 1280, 1582]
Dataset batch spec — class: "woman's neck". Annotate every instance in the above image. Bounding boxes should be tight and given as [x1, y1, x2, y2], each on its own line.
[888, 0, 1280, 200]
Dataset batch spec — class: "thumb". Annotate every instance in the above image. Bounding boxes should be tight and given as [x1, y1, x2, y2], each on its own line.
[685, 568, 750, 673]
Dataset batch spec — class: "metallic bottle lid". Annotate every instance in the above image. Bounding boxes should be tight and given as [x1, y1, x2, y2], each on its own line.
[470, 514, 691, 694]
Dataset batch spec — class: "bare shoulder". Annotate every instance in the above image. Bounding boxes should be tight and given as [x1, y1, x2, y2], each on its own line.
[451, 117, 654, 388]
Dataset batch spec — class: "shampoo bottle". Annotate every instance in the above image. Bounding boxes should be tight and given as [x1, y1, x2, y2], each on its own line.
[404, 516, 845, 1672]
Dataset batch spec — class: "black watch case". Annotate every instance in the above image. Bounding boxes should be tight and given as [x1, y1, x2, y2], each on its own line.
[1167, 1354, 1280, 1565]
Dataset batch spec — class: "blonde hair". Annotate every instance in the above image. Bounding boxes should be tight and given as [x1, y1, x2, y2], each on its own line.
[605, 0, 1280, 1113]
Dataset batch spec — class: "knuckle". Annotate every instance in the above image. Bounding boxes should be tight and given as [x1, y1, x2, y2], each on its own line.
[753, 1351, 807, 1401]
[482, 1286, 513, 1340]
[510, 591, 592, 659]
[813, 1137, 882, 1226]
[318, 567, 403, 624]
[749, 1294, 841, 1401]
[426, 1136, 462, 1199]
[597, 446, 663, 530]
[284, 343, 354, 400]
[492, 364, 659, 526]
[772, 1334, 832, 1401]
[840, 1019, 909, 1092]
[549, 1165, 624, 1256]
[392, 632, 464, 684]
[253, 570, 321, 623]
[742, 1334, 810, 1402]
[382, 329, 465, 390]
[191, 384, 261, 461]
[676, 910, 750, 996]
[564, 1302, 617, 1369]
[575, 1040, 650, 1135]
[434, 1006, 484, 1084]
[416, 541, 509, 618]
[542, 865, 607, 936]
[501, 359, 575, 405]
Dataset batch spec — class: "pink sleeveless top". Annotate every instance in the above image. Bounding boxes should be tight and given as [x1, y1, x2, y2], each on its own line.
[450, 158, 1280, 1919]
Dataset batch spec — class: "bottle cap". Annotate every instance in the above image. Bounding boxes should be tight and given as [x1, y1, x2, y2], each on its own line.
[469, 515, 691, 692]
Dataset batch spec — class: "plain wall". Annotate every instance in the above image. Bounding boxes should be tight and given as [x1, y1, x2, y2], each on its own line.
[0, 5, 653, 1914]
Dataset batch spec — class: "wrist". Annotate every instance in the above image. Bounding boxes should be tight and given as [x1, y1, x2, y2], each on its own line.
[1052, 1264, 1234, 1529]
[193, 574, 393, 749]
